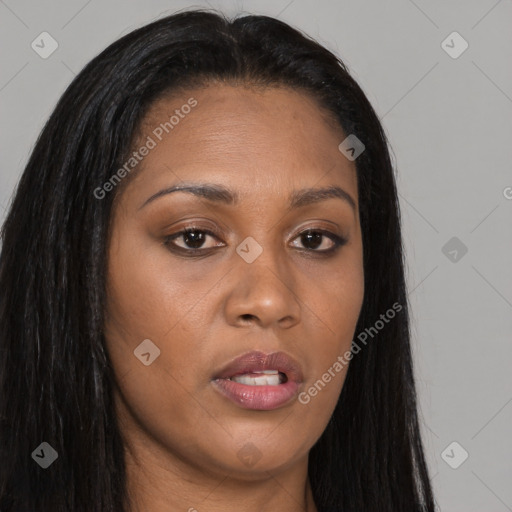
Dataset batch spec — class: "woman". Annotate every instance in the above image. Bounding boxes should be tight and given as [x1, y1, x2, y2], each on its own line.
[0, 9, 436, 512]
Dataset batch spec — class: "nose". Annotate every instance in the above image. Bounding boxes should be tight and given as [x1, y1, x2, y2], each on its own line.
[224, 243, 301, 330]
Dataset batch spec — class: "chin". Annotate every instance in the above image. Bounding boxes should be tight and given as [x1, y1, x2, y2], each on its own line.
[198, 435, 309, 478]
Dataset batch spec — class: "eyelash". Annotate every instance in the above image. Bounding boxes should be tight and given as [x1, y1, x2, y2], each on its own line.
[163, 226, 347, 257]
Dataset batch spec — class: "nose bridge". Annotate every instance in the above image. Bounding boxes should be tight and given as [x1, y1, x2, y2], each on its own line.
[227, 230, 301, 327]
[235, 230, 284, 282]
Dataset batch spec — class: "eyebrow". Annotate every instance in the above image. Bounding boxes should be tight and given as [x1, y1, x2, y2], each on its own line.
[138, 182, 357, 213]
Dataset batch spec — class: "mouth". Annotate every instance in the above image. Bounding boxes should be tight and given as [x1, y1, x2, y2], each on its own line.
[211, 351, 303, 411]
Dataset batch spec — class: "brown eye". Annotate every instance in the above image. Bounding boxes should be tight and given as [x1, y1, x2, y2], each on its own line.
[291, 229, 347, 254]
[164, 227, 224, 252]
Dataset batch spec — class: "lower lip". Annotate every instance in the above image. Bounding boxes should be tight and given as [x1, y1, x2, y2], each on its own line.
[211, 378, 300, 410]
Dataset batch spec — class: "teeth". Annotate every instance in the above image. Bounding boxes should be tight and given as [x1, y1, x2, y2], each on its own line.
[231, 370, 283, 386]
[232, 374, 281, 386]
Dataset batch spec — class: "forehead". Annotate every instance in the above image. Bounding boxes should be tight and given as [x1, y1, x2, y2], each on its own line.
[126, 84, 358, 205]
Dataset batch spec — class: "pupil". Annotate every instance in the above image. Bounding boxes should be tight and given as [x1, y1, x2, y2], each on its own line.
[184, 230, 205, 249]
[303, 231, 322, 249]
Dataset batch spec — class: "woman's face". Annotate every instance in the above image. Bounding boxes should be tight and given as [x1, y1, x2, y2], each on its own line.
[105, 84, 364, 479]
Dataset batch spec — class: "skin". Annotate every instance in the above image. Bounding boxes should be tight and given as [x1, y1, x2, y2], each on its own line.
[104, 84, 365, 512]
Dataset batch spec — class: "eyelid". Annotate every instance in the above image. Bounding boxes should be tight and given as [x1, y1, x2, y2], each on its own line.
[164, 221, 343, 241]
[287, 220, 343, 238]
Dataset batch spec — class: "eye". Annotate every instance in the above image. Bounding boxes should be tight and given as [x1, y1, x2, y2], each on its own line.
[163, 227, 224, 252]
[290, 229, 347, 254]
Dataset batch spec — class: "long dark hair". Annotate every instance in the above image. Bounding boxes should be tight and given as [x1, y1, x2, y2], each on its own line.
[0, 9, 436, 512]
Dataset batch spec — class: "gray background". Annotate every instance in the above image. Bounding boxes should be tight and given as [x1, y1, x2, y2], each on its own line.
[1, 1, 511, 510]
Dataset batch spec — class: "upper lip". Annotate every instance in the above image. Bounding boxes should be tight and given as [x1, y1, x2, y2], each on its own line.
[212, 350, 304, 383]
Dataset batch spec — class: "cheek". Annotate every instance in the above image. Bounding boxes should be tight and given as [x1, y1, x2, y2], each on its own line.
[106, 225, 192, 340]
[297, 247, 364, 411]
[104, 231, 218, 449]
[104, 225, 222, 385]
[305, 241, 364, 344]
[105, 228, 175, 375]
